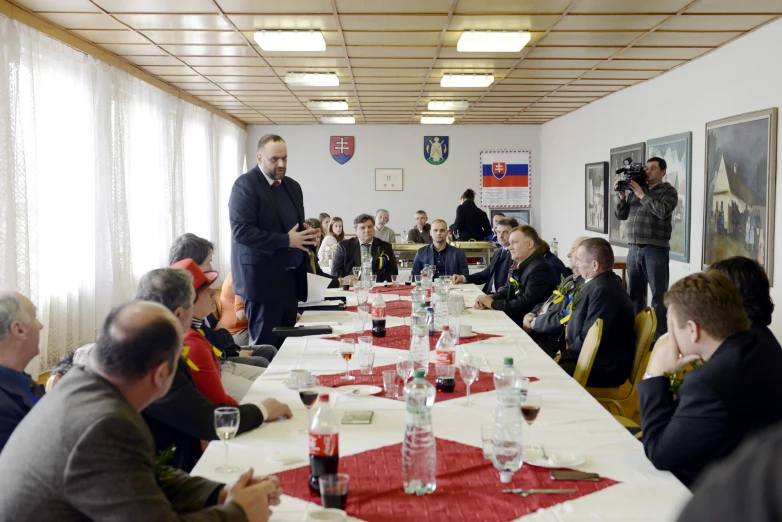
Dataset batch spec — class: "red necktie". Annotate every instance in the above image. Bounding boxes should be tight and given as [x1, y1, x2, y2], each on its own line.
[272, 181, 280, 188]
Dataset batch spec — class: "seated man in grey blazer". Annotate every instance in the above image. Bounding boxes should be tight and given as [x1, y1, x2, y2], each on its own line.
[411, 219, 469, 279]
[0, 300, 281, 522]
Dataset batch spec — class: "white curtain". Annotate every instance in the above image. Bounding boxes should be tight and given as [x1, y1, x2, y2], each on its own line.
[0, 16, 247, 375]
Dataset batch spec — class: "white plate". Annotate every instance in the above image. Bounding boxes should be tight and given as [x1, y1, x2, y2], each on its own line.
[334, 385, 383, 396]
[524, 449, 585, 469]
[460, 332, 478, 338]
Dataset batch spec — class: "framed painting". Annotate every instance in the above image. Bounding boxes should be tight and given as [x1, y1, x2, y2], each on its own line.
[609, 142, 646, 247]
[375, 168, 403, 191]
[489, 208, 532, 227]
[647, 132, 692, 262]
[703, 108, 778, 280]
[585, 161, 608, 233]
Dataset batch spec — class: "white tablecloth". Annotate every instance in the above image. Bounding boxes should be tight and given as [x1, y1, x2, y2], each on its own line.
[192, 285, 691, 521]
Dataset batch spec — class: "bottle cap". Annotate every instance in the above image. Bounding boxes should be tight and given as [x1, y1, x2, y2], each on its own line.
[414, 369, 426, 379]
[415, 282, 422, 287]
[499, 471, 513, 483]
[442, 326, 449, 331]
[318, 393, 330, 402]
[504, 357, 514, 366]
[419, 303, 427, 308]
[427, 307, 434, 313]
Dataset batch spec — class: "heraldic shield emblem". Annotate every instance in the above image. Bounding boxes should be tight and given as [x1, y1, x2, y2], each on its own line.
[330, 136, 354, 164]
[424, 136, 448, 165]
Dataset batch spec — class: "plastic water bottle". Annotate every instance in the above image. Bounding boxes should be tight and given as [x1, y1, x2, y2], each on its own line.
[432, 280, 449, 332]
[409, 315, 430, 376]
[493, 357, 523, 395]
[551, 238, 558, 257]
[411, 282, 426, 310]
[421, 264, 434, 302]
[435, 325, 455, 367]
[426, 307, 435, 336]
[492, 389, 523, 483]
[410, 301, 427, 341]
[402, 368, 437, 495]
[361, 244, 373, 290]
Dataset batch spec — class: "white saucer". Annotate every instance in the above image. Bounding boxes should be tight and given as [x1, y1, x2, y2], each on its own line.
[524, 448, 585, 468]
[334, 385, 383, 396]
[460, 332, 478, 338]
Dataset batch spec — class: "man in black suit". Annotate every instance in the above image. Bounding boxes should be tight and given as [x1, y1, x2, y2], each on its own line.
[638, 271, 782, 487]
[557, 238, 635, 387]
[474, 226, 557, 326]
[450, 188, 492, 241]
[228, 135, 319, 347]
[451, 217, 518, 293]
[331, 213, 398, 283]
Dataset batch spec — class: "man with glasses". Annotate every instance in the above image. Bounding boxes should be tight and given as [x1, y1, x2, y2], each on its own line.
[615, 157, 678, 338]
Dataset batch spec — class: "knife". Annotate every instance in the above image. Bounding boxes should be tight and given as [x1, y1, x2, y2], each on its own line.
[502, 488, 578, 495]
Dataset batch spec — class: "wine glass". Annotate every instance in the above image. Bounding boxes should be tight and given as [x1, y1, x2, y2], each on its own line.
[214, 407, 240, 473]
[521, 393, 542, 455]
[340, 339, 356, 381]
[396, 355, 414, 384]
[352, 267, 361, 279]
[459, 355, 481, 407]
[298, 378, 319, 434]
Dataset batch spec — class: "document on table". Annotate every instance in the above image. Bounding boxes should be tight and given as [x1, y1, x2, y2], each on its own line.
[299, 273, 332, 304]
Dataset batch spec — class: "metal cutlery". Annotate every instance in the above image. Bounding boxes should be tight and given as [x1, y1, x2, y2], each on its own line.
[502, 489, 577, 497]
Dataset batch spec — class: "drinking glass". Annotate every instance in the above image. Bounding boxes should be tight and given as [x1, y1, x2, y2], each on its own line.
[459, 355, 481, 407]
[352, 316, 364, 334]
[358, 350, 375, 375]
[214, 407, 240, 473]
[481, 424, 494, 460]
[521, 393, 542, 451]
[319, 473, 350, 510]
[517, 377, 531, 402]
[352, 267, 361, 279]
[354, 287, 369, 307]
[448, 317, 460, 347]
[391, 274, 400, 287]
[340, 339, 356, 381]
[396, 355, 414, 384]
[298, 378, 319, 434]
[371, 275, 377, 285]
[382, 370, 399, 398]
[415, 275, 422, 283]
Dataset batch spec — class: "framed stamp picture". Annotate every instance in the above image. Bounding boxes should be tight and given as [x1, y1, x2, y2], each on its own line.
[703, 108, 778, 280]
[609, 142, 646, 247]
[585, 161, 609, 233]
[647, 132, 692, 262]
[489, 208, 532, 227]
[375, 168, 403, 191]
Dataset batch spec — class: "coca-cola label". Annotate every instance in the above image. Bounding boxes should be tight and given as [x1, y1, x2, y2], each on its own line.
[435, 350, 455, 365]
[309, 433, 339, 457]
[371, 306, 386, 318]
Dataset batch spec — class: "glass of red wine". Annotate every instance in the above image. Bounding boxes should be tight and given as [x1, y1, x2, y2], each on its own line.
[298, 377, 319, 434]
[521, 393, 542, 454]
[319, 473, 350, 510]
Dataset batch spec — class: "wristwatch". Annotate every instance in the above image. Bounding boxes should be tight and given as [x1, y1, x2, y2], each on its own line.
[642, 372, 658, 380]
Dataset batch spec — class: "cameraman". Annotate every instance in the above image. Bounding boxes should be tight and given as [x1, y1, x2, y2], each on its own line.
[614, 157, 678, 338]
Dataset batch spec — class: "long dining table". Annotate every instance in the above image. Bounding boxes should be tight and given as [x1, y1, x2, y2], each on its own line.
[192, 283, 691, 521]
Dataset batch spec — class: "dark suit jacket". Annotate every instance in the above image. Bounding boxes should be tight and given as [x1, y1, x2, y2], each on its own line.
[542, 250, 570, 280]
[450, 199, 492, 241]
[532, 275, 583, 336]
[411, 244, 469, 277]
[490, 253, 558, 326]
[466, 247, 512, 294]
[0, 366, 245, 521]
[143, 358, 264, 472]
[331, 237, 398, 282]
[0, 368, 44, 452]
[638, 330, 782, 488]
[229, 165, 308, 303]
[565, 271, 635, 387]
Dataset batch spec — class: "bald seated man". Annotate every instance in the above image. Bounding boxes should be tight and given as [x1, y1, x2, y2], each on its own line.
[0, 301, 281, 522]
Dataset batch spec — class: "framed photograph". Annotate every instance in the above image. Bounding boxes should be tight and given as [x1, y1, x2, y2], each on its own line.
[490, 208, 532, 227]
[585, 161, 609, 233]
[375, 168, 403, 191]
[609, 142, 646, 247]
[703, 108, 778, 280]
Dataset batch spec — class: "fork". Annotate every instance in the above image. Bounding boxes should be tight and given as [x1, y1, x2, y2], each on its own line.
[502, 488, 577, 497]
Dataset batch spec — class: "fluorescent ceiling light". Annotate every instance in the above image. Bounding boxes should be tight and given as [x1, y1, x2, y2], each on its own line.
[428, 100, 469, 111]
[254, 30, 326, 52]
[440, 74, 494, 88]
[308, 100, 349, 111]
[285, 72, 339, 86]
[321, 116, 355, 124]
[421, 115, 455, 125]
[457, 30, 531, 53]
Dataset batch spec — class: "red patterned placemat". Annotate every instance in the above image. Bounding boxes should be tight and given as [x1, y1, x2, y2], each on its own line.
[370, 285, 414, 296]
[276, 438, 618, 522]
[345, 300, 412, 318]
[339, 325, 500, 351]
[317, 362, 537, 404]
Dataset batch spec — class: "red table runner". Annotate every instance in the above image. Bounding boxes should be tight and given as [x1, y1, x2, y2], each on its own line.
[276, 438, 618, 522]
[317, 362, 537, 404]
[339, 325, 500, 351]
[345, 300, 413, 318]
[370, 285, 414, 296]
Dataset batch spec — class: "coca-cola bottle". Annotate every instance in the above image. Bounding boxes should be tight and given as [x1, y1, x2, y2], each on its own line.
[435, 326, 456, 366]
[309, 393, 339, 494]
[371, 292, 386, 337]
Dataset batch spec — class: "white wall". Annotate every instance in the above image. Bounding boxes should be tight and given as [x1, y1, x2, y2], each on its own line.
[539, 18, 782, 336]
[245, 124, 541, 236]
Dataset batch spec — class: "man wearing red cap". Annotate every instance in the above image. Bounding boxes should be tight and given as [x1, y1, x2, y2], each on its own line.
[171, 259, 263, 402]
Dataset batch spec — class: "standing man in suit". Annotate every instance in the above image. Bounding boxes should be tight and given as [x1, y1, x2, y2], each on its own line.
[411, 219, 469, 278]
[452, 217, 517, 293]
[450, 189, 492, 241]
[557, 238, 635, 387]
[638, 271, 782, 487]
[229, 134, 319, 347]
[331, 213, 398, 283]
[0, 300, 281, 521]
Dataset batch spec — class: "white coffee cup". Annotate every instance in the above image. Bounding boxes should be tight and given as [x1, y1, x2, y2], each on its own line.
[460, 324, 473, 337]
[289, 369, 310, 388]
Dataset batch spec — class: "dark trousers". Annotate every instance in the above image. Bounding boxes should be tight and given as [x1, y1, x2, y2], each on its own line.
[531, 332, 563, 359]
[245, 271, 299, 348]
[627, 245, 669, 338]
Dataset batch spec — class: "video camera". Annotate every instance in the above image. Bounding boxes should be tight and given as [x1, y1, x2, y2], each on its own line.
[615, 158, 648, 191]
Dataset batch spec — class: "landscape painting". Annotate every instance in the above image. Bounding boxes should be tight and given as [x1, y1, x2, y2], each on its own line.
[647, 132, 692, 262]
[585, 161, 608, 233]
[609, 142, 646, 247]
[703, 108, 778, 280]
